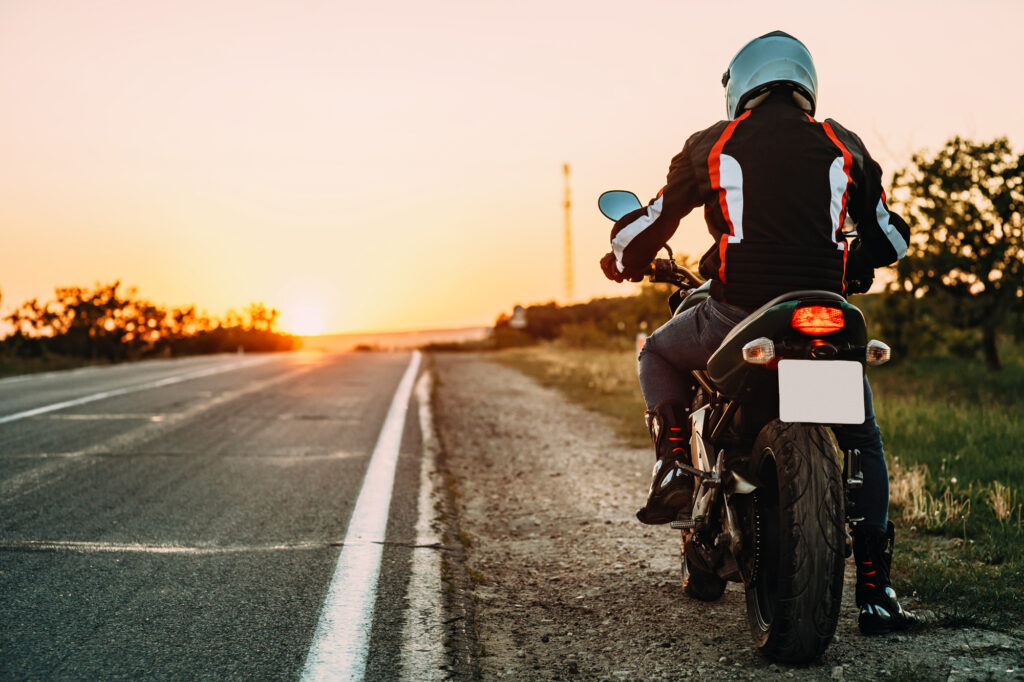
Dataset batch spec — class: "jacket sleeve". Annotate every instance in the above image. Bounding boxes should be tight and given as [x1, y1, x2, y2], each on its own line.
[610, 133, 708, 276]
[828, 120, 910, 274]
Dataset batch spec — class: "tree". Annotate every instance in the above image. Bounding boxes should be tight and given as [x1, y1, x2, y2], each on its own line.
[889, 137, 1024, 370]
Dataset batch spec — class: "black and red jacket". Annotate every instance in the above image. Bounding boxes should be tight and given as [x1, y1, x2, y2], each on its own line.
[609, 89, 910, 310]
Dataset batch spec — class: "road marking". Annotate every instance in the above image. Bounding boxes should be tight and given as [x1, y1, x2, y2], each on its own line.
[43, 414, 167, 421]
[301, 351, 422, 682]
[0, 361, 315, 504]
[0, 540, 332, 554]
[400, 370, 446, 680]
[0, 356, 273, 425]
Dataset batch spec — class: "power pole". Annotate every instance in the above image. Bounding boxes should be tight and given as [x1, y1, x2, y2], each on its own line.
[563, 162, 573, 301]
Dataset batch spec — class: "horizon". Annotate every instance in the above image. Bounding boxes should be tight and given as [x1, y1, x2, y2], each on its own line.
[3, 0, 1023, 336]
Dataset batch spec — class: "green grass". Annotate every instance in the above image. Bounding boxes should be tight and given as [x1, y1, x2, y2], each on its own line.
[869, 347, 1024, 630]
[496, 341, 1024, 630]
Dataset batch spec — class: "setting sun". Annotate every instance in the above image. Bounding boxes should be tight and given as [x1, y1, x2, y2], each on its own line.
[280, 300, 328, 337]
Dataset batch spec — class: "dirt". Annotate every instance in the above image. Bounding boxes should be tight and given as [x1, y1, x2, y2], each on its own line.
[430, 353, 1024, 681]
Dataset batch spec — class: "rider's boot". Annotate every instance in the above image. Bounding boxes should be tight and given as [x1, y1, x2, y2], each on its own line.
[636, 401, 694, 525]
[852, 521, 919, 635]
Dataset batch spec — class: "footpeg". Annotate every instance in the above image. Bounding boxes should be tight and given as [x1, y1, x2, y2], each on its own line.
[671, 514, 704, 530]
[845, 448, 864, 489]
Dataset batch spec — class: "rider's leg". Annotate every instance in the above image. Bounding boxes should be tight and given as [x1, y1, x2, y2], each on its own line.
[637, 298, 749, 408]
[636, 299, 747, 525]
[832, 377, 916, 634]
[832, 377, 888, 530]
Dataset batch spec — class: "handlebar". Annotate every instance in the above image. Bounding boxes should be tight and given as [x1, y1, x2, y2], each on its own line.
[647, 258, 704, 289]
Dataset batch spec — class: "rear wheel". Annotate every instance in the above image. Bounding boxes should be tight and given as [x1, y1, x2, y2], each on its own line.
[745, 420, 845, 662]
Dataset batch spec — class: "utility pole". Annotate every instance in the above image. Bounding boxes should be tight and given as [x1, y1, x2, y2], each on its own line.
[563, 162, 573, 301]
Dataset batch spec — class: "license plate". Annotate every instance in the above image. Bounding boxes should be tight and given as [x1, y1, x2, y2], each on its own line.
[778, 359, 864, 424]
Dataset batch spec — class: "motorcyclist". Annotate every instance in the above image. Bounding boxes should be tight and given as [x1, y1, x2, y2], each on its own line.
[600, 31, 916, 635]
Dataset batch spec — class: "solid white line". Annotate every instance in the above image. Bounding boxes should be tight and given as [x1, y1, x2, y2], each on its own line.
[301, 351, 422, 682]
[399, 370, 445, 680]
[0, 357, 273, 425]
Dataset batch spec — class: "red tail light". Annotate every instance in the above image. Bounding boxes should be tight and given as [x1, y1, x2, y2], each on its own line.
[791, 306, 844, 335]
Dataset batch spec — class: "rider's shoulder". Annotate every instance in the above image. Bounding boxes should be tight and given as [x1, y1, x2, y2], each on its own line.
[679, 119, 733, 155]
[821, 117, 869, 152]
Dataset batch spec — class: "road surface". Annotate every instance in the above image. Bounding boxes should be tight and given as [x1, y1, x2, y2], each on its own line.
[0, 351, 443, 680]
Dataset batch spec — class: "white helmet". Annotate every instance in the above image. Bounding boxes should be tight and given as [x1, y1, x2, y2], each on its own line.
[722, 31, 817, 120]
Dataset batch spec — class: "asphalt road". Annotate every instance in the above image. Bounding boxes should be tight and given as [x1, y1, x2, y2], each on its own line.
[0, 351, 433, 680]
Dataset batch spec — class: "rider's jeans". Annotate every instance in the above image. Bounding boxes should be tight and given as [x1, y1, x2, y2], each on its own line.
[637, 297, 889, 531]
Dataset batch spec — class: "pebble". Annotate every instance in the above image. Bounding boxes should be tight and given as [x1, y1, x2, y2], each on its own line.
[831, 665, 844, 680]
[719, 656, 728, 664]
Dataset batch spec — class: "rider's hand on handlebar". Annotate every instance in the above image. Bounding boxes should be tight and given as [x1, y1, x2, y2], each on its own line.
[844, 242, 875, 294]
[845, 271, 874, 295]
[601, 252, 646, 283]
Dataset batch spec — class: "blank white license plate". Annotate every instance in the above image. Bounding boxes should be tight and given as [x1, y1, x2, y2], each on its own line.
[778, 359, 864, 424]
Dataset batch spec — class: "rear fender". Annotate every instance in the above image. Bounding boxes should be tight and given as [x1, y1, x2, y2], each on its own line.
[707, 298, 867, 397]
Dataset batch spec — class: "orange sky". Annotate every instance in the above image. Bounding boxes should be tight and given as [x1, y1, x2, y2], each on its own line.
[2, 0, 1022, 335]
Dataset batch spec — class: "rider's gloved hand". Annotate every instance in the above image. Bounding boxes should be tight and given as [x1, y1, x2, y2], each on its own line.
[600, 252, 624, 282]
[601, 252, 645, 283]
[845, 243, 875, 294]
[845, 271, 874, 295]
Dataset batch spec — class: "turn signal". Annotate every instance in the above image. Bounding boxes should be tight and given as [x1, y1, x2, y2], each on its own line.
[742, 337, 775, 365]
[866, 339, 891, 366]
[791, 306, 844, 335]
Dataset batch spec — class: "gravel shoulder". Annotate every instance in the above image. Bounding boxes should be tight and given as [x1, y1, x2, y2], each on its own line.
[431, 353, 1024, 681]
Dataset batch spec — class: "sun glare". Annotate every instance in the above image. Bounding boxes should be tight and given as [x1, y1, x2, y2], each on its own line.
[281, 301, 328, 337]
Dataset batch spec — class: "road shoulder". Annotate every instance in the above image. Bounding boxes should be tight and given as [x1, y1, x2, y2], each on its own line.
[430, 352, 1024, 681]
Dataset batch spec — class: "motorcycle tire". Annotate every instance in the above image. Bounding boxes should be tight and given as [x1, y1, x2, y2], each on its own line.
[744, 419, 845, 662]
[681, 537, 727, 601]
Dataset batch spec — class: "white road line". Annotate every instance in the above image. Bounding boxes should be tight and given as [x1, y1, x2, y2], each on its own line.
[302, 351, 422, 682]
[0, 356, 274, 425]
[399, 370, 445, 680]
[0, 362, 315, 504]
[0, 540, 330, 554]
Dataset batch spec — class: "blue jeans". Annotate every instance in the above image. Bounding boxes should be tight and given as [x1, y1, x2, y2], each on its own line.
[637, 298, 889, 530]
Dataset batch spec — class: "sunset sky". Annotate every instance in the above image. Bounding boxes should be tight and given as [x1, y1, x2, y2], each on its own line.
[2, 0, 1022, 335]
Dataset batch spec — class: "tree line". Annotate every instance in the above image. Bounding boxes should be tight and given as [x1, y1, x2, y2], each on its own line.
[0, 281, 297, 364]
[497, 136, 1024, 370]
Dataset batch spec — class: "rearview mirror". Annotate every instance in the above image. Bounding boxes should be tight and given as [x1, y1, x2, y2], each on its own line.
[597, 190, 643, 221]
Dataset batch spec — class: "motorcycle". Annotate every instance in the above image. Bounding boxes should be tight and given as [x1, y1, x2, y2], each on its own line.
[598, 190, 890, 662]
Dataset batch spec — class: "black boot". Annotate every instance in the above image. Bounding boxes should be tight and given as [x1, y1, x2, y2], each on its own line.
[852, 521, 918, 635]
[636, 401, 694, 525]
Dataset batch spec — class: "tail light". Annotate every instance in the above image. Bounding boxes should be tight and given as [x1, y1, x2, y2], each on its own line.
[791, 306, 844, 335]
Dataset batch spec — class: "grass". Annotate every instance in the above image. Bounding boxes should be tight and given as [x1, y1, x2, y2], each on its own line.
[496, 340, 1024, 631]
